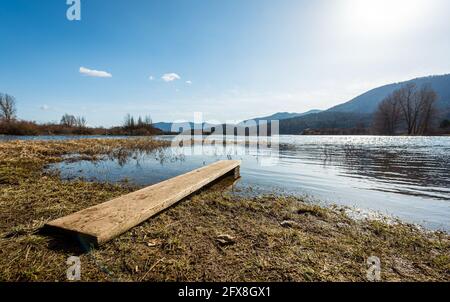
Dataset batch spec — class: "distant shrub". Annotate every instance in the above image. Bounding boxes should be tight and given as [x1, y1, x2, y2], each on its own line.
[440, 119, 450, 129]
[0, 120, 40, 135]
[0, 119, 162, 137]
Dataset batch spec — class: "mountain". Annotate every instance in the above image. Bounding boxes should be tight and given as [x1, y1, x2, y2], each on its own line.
[152, 122, 175, 132]
[153, 110, 322, 132]
[279, 111, 373, 134]
[250, 110, 322, 122]
[154, 74, 450, 134]
[328, 74, 450, 114]
[277, 74, 450, 134]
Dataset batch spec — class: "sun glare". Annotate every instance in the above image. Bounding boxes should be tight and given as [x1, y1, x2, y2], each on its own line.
[343, 0, 427, 35]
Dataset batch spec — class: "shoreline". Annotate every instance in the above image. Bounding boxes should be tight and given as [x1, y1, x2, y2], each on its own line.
[1, 133, 450, 138]
[0, 138, 448, 281]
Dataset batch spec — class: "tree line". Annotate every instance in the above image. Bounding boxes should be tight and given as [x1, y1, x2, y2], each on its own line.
[123, 114, 153, 130]
[0, 92, 161, 136]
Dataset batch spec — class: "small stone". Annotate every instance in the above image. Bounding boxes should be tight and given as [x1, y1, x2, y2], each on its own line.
[280, 220, 299, 228]
[216, 234, 236, 246]
[147, 239, 162, 247]
[336, 222, 348, 229]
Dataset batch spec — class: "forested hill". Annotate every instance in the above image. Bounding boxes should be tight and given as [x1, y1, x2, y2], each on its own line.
[277, 74, 450, 134]
[278, 111, 373, 135]
[327, 74, 450, 114]
[152, 74, 450, 135]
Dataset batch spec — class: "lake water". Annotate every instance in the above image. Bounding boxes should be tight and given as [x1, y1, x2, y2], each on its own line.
[3, 135, 448, 230]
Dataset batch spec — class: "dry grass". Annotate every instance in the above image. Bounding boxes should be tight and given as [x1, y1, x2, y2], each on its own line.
[0, 139, 448, 282]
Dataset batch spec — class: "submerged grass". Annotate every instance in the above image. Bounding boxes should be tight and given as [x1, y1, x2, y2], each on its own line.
[0, 139, 448, 282]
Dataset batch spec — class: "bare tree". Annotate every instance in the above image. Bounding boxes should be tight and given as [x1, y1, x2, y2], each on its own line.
[75, 116, 87, 128]
[373, 94, 401, 135]
[60, 114, 77, 127]
[124, 114, 135, 129]
[376, 83, 438, 135]
[395, 83, 420, 135]
[124, 114, 153, 130]
[416, 84, 438, 135]
[144, 115, 152, 126]
[0, 93, 17, 122]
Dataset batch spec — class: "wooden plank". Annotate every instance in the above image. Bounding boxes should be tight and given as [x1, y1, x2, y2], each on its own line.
[45, 160, 241, 246]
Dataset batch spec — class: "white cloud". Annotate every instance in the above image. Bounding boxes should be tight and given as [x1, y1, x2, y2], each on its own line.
[186, 80, 192, 85]
[149, 75, 155, 81]
[79, 66, 112, 78]
[161, 73, 181, 82]
[40, 105, 49, 111]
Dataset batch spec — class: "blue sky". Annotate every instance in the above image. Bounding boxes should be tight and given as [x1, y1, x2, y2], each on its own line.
[1, 0, 449, 126]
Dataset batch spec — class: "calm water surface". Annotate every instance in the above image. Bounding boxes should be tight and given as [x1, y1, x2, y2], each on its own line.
[4, 135, 448, 230]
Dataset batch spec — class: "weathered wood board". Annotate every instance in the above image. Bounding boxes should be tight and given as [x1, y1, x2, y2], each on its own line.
[45, 160, 241, 246]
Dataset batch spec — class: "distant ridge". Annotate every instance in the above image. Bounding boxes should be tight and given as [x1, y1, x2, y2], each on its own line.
[249, 110, 322, 123]
[152, 122, 176, 132]
[154, 74, 450, 134]
[278, 74, 450, 134]
[153, 109, 322, 132]
[328, 74, 450, 114]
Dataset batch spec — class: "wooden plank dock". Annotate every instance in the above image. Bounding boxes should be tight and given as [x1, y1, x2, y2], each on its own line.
[45, 160, 241, 246]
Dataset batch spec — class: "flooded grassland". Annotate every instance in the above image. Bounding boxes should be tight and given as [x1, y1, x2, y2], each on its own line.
[0, 138, 448, 281]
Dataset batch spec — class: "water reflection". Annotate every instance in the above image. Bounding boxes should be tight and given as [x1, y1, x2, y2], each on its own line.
[315, 144, 450, 199]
